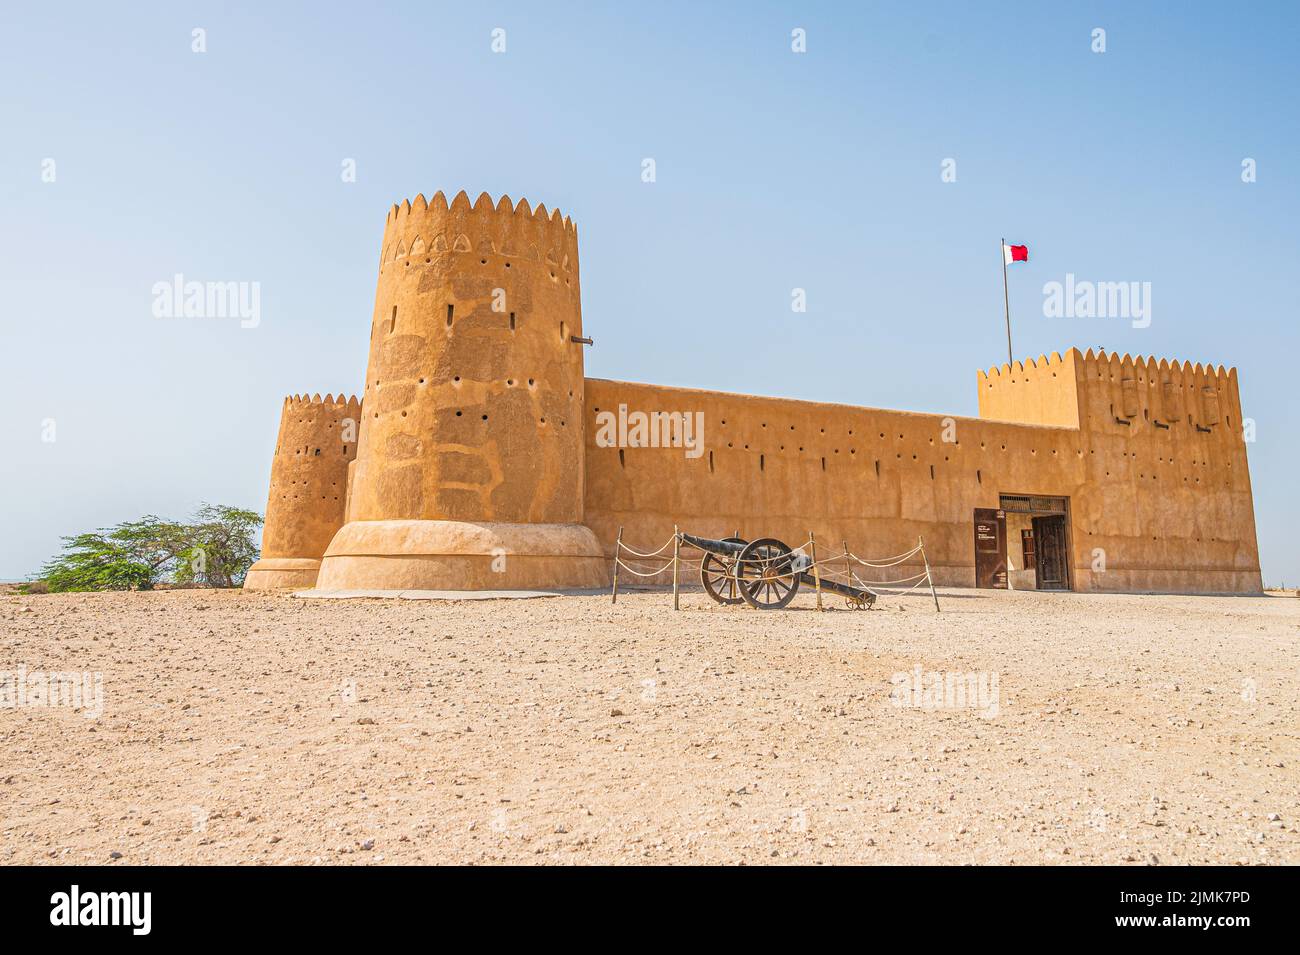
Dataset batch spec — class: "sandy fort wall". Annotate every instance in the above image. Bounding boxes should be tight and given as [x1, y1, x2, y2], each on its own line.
[584, 346, 1260, 594]
[583, 378, 1081, 588]
[245, 189, 1261, 596]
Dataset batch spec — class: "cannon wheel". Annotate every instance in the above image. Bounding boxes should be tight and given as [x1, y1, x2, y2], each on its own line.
[700, 537, 748, 605]
[736, 538, 800, 610]
[845, 592, 875, 610]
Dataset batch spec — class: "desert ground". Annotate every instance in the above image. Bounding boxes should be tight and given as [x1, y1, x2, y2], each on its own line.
[1, 584, 1296, 865]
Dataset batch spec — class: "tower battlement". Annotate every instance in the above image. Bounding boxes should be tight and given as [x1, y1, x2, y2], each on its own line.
[977, 350, 1079, 428]
[379, 191, 578, 280]
[1074, 349, 1239, 432]
[283, 392, 361, 413]
[979, 348, 1242, 435]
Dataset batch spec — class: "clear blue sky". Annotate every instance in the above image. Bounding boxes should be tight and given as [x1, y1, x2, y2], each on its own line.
[1, 1, 1296, 584]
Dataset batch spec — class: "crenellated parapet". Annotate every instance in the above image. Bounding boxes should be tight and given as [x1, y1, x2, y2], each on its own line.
[980, 347, 1242, 439]
[1073, 348, 1241, 436]
[379, 190, 579, 299]
[977, 350, 1080, 428]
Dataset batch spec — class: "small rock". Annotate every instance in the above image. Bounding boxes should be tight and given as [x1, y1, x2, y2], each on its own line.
[360, 839, 375, 851]
[109, 851, 122, 860]
[267, 835, 281, 844]
[609, 708, 624, 717]
[356, 717, 375, 725]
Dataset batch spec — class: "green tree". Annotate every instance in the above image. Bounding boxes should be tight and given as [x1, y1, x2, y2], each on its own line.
[174, 504, 264, 588]
[35, 516, 189, 592]
[28, 505, 263, 592]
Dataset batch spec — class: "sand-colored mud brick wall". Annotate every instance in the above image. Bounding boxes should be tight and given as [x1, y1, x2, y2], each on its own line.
[246, 189, 1261, 595]
[586, 349, 1260, 594]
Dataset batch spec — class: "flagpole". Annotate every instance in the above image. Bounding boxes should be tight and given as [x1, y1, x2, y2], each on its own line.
[1000, 236, 1013, 366]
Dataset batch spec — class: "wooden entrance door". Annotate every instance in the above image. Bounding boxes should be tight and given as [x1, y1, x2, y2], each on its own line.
[1031, 514, 1069, 590]
[973, 508, 1007, 589]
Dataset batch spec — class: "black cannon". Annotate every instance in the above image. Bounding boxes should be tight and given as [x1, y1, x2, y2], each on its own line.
[679, 532, 875, 610]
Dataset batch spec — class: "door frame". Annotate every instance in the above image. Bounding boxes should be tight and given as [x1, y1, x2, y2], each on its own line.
[997, 493, 1074, 592]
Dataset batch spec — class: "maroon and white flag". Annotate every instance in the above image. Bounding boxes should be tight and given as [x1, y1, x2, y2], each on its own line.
[1003, 243, 1029, 264]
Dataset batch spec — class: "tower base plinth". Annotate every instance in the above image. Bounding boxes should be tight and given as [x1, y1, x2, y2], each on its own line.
[314, 520, 609, 592]
[243, 557, 322, 590]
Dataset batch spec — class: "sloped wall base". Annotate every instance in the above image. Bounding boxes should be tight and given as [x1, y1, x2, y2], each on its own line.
[243, 557, 322, 590]
[315, 520, 609, 592]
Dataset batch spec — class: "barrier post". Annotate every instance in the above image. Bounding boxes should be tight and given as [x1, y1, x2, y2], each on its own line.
[611, 526, 623, 604]
[809, 532, 823, 611]
[843, 540, 851, 589]
[920, 535, 940, 612]
[672, 525, 681, 611]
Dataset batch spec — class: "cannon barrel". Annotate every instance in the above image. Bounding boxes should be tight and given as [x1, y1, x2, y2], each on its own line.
[802, 573, 865, 600]
[679, 533, 747, 557]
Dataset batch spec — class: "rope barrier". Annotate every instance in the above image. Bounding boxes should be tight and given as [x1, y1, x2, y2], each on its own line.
[864, 576, 934, 598]
[610, 529, 940, 612]
[819, 567, 927, 588]
[616, 538, 678, 558]
[844, 545, 923, 567]
[618, 554, 703, 566]
[613, 557, 676, 578]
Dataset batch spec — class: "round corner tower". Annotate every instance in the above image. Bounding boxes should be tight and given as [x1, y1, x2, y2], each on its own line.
[315, 190, 607, 590]
[244, 393, 361, 589]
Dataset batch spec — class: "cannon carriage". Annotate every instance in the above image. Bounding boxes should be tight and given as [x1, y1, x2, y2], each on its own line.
[679, 532, 876, 610]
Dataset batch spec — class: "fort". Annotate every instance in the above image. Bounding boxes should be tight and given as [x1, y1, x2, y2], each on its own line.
[242, 190, 1262, 595]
